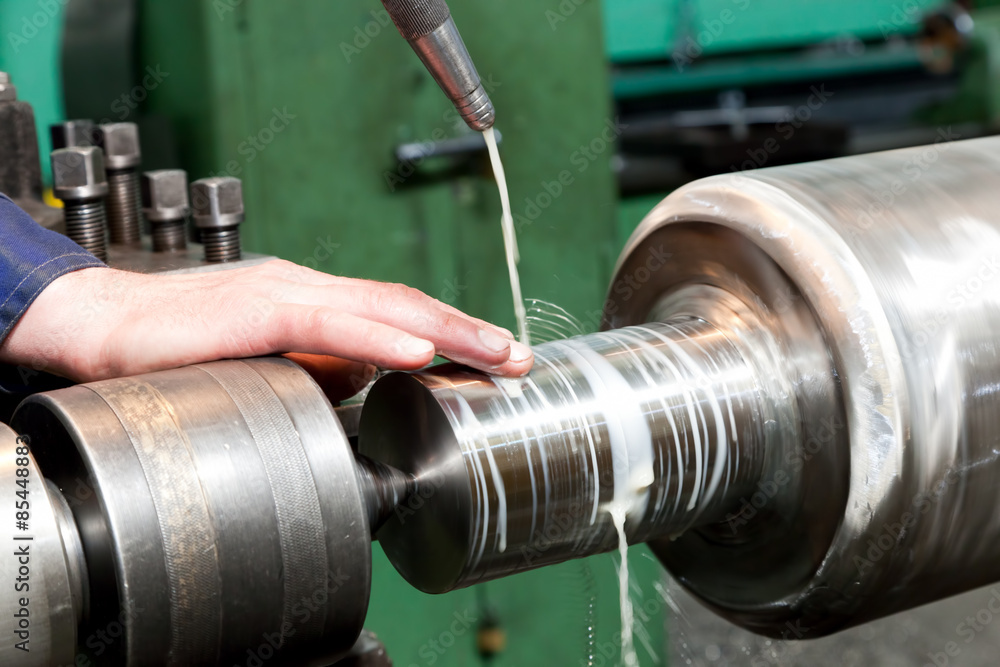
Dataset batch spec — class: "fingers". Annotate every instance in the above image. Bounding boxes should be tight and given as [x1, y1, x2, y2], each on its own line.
[263, 305, 437, 369]
[285, 283, 519, 372]
[282, 352, 376, 403]
[228, 263, 536, 376]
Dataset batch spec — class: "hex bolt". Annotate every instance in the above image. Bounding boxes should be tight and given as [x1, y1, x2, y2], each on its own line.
[142, 170, 190, 252]
[191, 177, 245, 263]
[50, 119, 97, 150]
[96, 123, 142, 246]
[0, 72, 17, 102]
[51, 147, 109, 261]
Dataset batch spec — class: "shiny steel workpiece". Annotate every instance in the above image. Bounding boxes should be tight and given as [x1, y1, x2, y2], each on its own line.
[382, 0, 495, 131]
[361, 135, 1000, 637]
[0, 424, 82, 666]
[361, 319, 773, 593]
[11, 358, 386, 665]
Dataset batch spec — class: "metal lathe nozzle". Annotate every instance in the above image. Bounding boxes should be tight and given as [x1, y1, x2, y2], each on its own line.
[382, 0, 496, 131]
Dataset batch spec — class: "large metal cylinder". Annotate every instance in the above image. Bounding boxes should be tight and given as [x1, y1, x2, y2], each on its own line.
[10, 358, 373, 665]
[360, 135, 1000, 637]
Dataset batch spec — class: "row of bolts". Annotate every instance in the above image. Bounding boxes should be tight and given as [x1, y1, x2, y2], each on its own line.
[50, 119, 245, 264]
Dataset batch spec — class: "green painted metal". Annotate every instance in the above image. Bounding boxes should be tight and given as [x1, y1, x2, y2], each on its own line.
[917, 6, 1000, 129]
[140, 1, 665, 664]
[0, 0, 68, 184]
[612, 41, 928, 99]
[602, 0, 947, 64]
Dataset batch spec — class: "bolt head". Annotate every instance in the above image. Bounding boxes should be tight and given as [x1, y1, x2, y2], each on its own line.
[51, 119, 97, 150]
[96, 123, 141, 170]
[0, 74, 16, 102]
[142, 170, 190, 221]
[191, 177, 245, 229]
[51, 147, 109, 200]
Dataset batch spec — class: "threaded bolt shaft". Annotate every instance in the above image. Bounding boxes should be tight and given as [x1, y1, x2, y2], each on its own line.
[105, 169, 142, 245]
[151, 220, 187, 252]
[63, 198, 108, 261]
[201, 227, 241, 262]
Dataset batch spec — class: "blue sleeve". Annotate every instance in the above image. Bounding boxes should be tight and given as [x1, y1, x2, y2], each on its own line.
[0, 193, 106, 343]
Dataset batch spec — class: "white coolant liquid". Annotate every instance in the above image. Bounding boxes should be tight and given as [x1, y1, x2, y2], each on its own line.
[612, 507, 639, 667]
[483, 127, 530, 345]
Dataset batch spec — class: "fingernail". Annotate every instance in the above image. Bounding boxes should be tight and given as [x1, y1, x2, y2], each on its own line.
[402, 336, 435, 358]
[508, 341, 533, 363]
[488, 325, 515, 340]
[479, 328, 511, 353]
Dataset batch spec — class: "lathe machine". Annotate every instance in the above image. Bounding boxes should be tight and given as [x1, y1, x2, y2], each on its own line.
[2, 122, 1000, 665]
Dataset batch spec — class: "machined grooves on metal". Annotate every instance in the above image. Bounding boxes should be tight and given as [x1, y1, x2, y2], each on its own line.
[152, 219, 187, 252]
[63, 199, 107, 261]
[106, 169, 142, 245]
[197, 361, 330, 642]
[202, 228, 241, 262]
[86, 379, 222, 665]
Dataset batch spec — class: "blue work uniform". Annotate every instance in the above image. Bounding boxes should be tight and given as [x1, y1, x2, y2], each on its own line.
[0, 194, 104, 403]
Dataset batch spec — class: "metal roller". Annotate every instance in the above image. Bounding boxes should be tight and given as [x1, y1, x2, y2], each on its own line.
[0, 424, 82, 666]
[359, 135, 1000, 637]
[8, 357, 404, 665]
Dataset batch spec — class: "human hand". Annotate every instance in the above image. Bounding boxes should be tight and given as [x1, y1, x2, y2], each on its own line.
[0, 260, 533, 399]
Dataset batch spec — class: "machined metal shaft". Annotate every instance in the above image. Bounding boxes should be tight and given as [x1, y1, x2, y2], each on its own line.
[359, 318, 771, 592]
